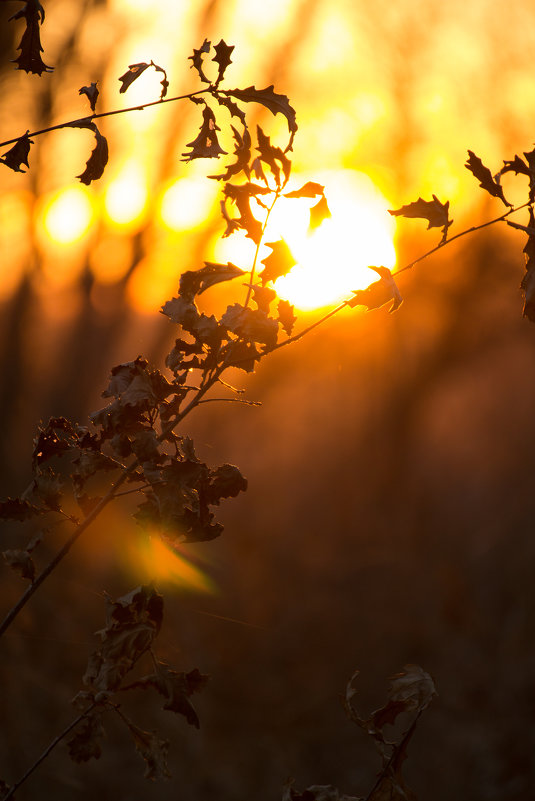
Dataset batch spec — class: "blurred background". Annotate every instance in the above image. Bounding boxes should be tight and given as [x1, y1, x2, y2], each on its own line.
[1, 0, 535, 798]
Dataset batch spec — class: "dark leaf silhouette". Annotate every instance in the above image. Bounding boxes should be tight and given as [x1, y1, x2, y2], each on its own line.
[248, 283, 277, 313]
[79, 82, 99, 112]
[10, 0, 53, 75]
[277, 299, 297, 336]
[150, 61, 169, 100]
[209, 125, 251, 181]
[118, 62, 150, 93]
[214, 94, 247, 127]
[181, 105, 227, 162]
[83, 585, 163, 692]
[259, 240, 297, 285]
[124, 721, 170, 780]
[0, 132, 33, 173]
[212, 39, 234, 86]
[222, 183, 265, 243]
[128, 663, 209, 728]
[3, 548, 35, 582]
[67, 710, 105, 763]
[349, 266, 402, 313]
[309, 194, 332, 231]
[500, 148, 535, 202]
[284, 181, 325, 199]
[465, 150, 510, 206]
[0, 497, 40, 521]
[179, 262, 246, 297]
[76, 124, 109, 185]
[389, 194, 452, 242]
[256, 126, 291, 186]
[222, 304, 279, 347]
[520, 207, 535, 321]
[189, 39, 211, 84]
[224, 85, 297, 136]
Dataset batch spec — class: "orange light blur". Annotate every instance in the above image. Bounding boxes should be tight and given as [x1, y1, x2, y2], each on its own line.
[104, 161, 148, 229]
[128, 534, 215, 593]
[40, 185, 94, 245]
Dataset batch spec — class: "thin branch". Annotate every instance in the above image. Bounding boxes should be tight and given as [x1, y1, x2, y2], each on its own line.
[0, 89, 211, 149]
[2, 703, 97, 800]
[196, 397, 261, 406]
[393, 200, 532, 276]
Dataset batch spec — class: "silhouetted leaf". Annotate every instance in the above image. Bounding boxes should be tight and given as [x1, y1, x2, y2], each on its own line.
[222, 303, 279, 347]
[83, 585, 163, 692]
[131, 663, 209, 728]
[118, 62, 150, 93]
[150, 60, 169, 99]
[10, 0, 53, 75]
[258, 240, 297, 285]
[67, 710, 105, 763]
[0, 497, 40, 521]
[0, 131, 33, 173]
[500, 148, 535, 202]
[284, 182, 325, 199]
[125, 721, 170, 780]
[465, 150, 510, 206]
[209, 125, 251, 181]
[277, 299, 297, 336]
[189, 39, 211, 84]
[3, 548, 35, 582]
[224, 85, 297, 135]
[212, 39, 234, 86]
[179, 262, 246, 298]
[256, 126, 291, 186]
[247, 283, 277, 313]
[79, 82, 99, 112]
[76, 124, 108, 185]
[206, 464, 248, 504]
[309, 194, 332, 231]
[519, 207, 535, 321]
[214, 94, 247, 127]
[389, 194, 452, 242]
[349, 266, 402, 313]
[222, 183, 264, 243]
[181, 105, 227, 162]
[370, 665, 437, 733]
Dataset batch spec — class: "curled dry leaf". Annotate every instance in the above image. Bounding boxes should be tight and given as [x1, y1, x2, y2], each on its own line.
[0, 132, 34, 173]
[389, 194, 452, 243]
[258, 240, 297, 286]
[9, 0, 53, 75]
[349, 266, 402, 313]
[189, 39, 211, 83]
[76, 124, 109, 185]
[79, 82, 99, 112]
[465, 150, 511, 207]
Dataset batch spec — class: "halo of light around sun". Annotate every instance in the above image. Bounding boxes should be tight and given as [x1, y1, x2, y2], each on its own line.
[269, 169, 396, 311]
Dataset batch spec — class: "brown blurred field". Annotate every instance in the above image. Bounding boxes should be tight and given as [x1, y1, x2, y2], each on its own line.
[1, 1, 535, 799]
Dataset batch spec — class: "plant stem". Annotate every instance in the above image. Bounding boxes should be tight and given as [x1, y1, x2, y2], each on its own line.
[0, 89, 211, 149]
[2, 703, 97, 800]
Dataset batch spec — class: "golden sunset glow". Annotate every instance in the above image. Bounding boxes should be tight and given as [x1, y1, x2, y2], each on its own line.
[40, 185, 94, 245]
[104, 161, 148, 229]
[129, 534, 214, 593]
[271, 170, 396, 310]
[158, 176, 216, 232]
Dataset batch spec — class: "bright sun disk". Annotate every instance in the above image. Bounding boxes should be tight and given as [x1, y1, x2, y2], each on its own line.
[270, 170, 396, 311]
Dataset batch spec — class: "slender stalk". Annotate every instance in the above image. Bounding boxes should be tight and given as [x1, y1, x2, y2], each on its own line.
[0, 89, 211, 149]
[244, 189, 282, 308]
[2, 703, 97, 800]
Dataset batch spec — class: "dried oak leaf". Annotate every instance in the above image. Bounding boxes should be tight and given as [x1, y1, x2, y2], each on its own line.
[259, 240, 297, 286]
[520, 207, 535, 321]
[150, 61, 169, 100]
[118, 62, 150, 93]
[277, 299, 297, 336]
[284, 181, 325, 199]
[79, 82, 99, 112]
[389, 194, 452, 242]
[10, 0, 53, 75]
[188, 39, 211, 84]
[131, 663, 209, 728]
[206, 464, 248, 504]
[222, 339, 261, 372]
[222, 183, 264, 243]
[214, 94, 247, 127]
[370, 664, 437, 733]
[247, 283, 277, 313]
[0, 497, 40, 521]
[212, 39, 234, 86]
[256, 126, 291, 186]
[500, 148, 535, 202]
[125, 721, 170, 780]
[465, 150, 510, 206]
[83, 585, 163, 692]
[32, 417, 78, 468]
[67, 710, 105, 763]
[23, 467, 63, 511]
[222, 303, 279, 347]
[309, 194, 332, 231]
[349, 266, 402, 313]
[2, 548, 36, 582]
[180, 261, 246, 297]
[283, 780, 360, 801]
[182, 105, 227, 162]
[76, 123, 108, 185]
[0, 131, 33, 173]
[224, 85, 297, 136]
[209, 124, 251, 181]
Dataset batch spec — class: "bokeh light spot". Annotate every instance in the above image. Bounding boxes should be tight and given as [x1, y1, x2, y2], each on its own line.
[41, 185, 93, 245]
[104, 162, 148, 228]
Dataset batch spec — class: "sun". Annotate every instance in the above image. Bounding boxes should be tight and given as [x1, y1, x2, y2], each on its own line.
[267, 170, 396, 311]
